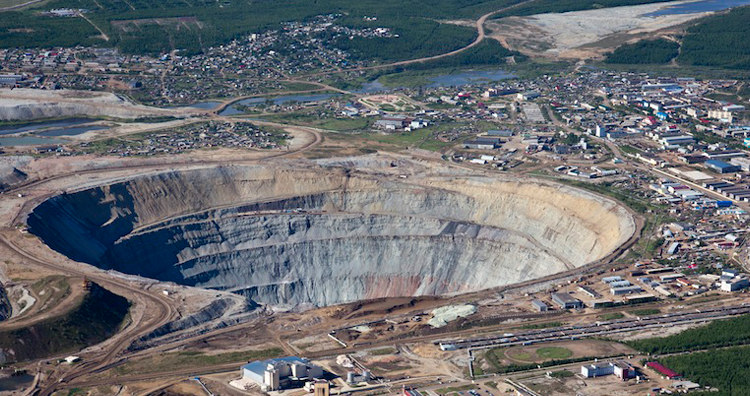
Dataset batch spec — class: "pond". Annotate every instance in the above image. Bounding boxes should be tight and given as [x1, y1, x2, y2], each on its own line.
[0, 373, 34, 392]
[185, 101, 222, 110]
[0, 136, 69, 146]
[219, 94, 339, 116]
[0, 118, 96, 136]
[37, 125, 109, 137]
[354, 68, 516, 93]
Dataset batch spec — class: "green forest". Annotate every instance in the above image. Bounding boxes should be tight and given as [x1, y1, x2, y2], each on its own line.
[605, 39, 679, 64]
[602, 6, 750, 70]
[659, 346, 750, 395]
[627, 314, 750, 354]
[0, 0, 672, 57]
[493, 0, 674, 17]
[0, 283, 130, 363]
[677, 6, 750, 69]
[0, 0, 520, 56]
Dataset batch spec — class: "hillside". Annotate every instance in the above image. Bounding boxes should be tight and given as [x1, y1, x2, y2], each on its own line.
[678, 5, 750, 69]
[0, 0, 672, 57]
[605, 6, 750, 69]
[0, 282, 130, 363]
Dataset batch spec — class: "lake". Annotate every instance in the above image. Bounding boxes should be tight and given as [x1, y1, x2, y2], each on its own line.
[644, 0, 750, 16]
[0, 118, 96, 136]
[426, 69, 516, 88]
[0, 373, 34, 392]
[37, 125, 109, 137]
[185, 101, 222, 110]
[0, 136, 68, 146]
[354, 68, 516, 93]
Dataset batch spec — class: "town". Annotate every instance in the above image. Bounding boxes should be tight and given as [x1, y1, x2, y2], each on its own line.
[1, 4, 750, 396]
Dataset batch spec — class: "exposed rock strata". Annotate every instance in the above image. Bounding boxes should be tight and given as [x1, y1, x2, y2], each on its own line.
[27, 165, 635, 307]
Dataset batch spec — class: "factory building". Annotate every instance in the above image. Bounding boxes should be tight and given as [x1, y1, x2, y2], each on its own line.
[551, 292, 582, 309]
[581, 361, 635, 380]
[464, 137, 503, 150]
[578, 286, 600, 298]
[611, 285, 644, 295]
[602, 276, 623, 284]
[705, 159, 741, 174]
[487, 129, 513, 137]
[346, 370, 372, 384]
[241, 357, 324, 391]
[720, 270, 749, 292]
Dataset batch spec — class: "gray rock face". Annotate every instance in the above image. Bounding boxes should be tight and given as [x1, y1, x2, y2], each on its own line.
[27, 165, 634, 308]
[0, 285, 10, 322]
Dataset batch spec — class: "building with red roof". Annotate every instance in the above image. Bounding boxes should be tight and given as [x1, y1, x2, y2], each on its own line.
[646, 362, 681, 379]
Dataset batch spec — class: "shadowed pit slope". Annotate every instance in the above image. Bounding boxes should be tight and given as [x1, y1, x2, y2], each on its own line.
[28, 165, 634, 308]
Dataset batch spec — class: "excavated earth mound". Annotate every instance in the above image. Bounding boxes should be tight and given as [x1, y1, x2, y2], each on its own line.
[27, 165, 635, 308]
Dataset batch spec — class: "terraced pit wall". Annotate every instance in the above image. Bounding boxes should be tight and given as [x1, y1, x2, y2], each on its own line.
[27, 165, 635, 308]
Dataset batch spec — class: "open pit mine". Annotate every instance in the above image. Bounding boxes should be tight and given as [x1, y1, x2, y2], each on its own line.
[26, 163, 635, 309]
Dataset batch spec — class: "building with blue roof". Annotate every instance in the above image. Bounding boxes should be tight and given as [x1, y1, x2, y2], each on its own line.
[241, 356, 324, 391]
[705, 159, 740, 174]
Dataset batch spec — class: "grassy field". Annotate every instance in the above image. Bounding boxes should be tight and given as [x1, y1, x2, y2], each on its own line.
[435, 385, 474, 395]
[598, 312, 625, 321]
[114, 347, 284, 375]
[0, 0, 41, 8]
[535, 347, 573, 360]
[630, 308, 660, 316]
[368, 347, 397, 356]
[261, 113, 372, 132]
[518, 321, 565, 330]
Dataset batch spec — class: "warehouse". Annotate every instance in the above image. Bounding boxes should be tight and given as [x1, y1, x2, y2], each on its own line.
[581, 361, 635, 380]
[551, 292, 582, 309]
[487, 129, 513, 137]
[464, 137, 502, 150]
[705, 159, 741, 174]
[646, 362, 681, 379]
[531, 299, 548, 312]
[611, 285, 643, 295]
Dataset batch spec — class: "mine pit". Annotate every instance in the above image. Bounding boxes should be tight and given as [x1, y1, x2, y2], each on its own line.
[27, 164, 635, 308]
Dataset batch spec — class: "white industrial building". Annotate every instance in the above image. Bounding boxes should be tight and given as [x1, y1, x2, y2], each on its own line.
[720, 269, 749, 292]
[581, 361, 635, 380]
[241, 357, 324, 391]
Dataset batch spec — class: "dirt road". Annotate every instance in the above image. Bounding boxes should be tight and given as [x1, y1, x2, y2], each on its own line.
[301, 0, 537, 77]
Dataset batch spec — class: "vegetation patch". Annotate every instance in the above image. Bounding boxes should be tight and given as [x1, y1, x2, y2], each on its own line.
[0, 282, 129, 363]
[369, 347, 397, 356]
[518, 321, 565, 330]
[598, 312, 625, 321]
[535, 346, 573, 360]
[114, 347, 284, 375]
[678, 6, 750, 70]
[605, 39, 679, 65]
[627, 314, 750, 354]
[630, 308, 660, 316]
[658, 345, 750, 395]
[1, 0, 524, 55]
